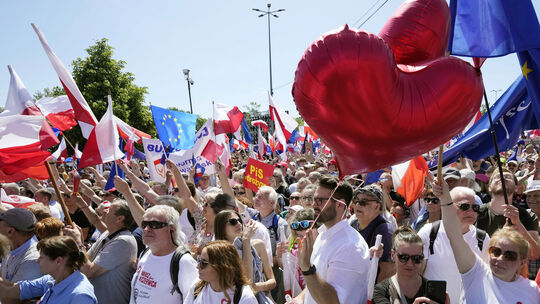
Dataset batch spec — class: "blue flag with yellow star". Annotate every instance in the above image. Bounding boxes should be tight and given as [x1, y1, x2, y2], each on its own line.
[448, 0, 540, 57]
[151, 105, 197, 150]
[518, 49, 540, 125]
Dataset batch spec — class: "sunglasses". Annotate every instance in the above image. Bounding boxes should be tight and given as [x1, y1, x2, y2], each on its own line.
[396, 253, 424, 264]
[234, 190, 246, 195]
[457, 203, 480, 212]
[528, 160, 535, 164]
[197, 257, 209, 269]
[290, 196, 301, 200]
[352, 198, 378, 206]
[424, 197, 440, 204]
[291, 220, 315, 230]
[488, 246, 519, 262]
[141, 220, 169, 230]
[227, 217, 243, 226]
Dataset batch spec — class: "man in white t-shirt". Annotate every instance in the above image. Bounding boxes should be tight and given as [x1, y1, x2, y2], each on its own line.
[295, 176, 370, 304]
[130, 205, 198, 304]
[34, 189, 64, 220]
[418, 186, 490, 304]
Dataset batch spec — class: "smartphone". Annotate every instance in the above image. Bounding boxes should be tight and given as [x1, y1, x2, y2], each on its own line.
[425, 280, 446, 304]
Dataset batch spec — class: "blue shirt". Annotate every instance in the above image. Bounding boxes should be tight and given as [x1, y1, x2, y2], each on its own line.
[19, 271, 97, 304]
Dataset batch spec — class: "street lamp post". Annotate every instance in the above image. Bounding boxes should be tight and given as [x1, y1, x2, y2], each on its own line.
[491, 89, 502, 101]
[253, 3, 285, 96]
[183, 69, 194, 114]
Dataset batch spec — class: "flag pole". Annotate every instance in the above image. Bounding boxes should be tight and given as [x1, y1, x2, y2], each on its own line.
[479, 80, 509, 206]
[109, 93, 119, 175]
[44, 161, 73, 226]
[437, 145, 444, 184]
[212, 101, 219, 184]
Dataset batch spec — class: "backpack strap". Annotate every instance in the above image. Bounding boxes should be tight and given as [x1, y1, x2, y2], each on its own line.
[170, 246, 190, 297]
[429, 221, 441, 255]
[271, 214, 280, 239]
[233, 284, 243, 304]
[476, 227, 487, 251]
[138, 246, 150, 260]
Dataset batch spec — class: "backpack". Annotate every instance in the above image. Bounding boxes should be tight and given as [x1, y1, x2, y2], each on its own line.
[428, 220, 486, 255]
[139, 246, 190, 297]
[254, 213, 280, 240]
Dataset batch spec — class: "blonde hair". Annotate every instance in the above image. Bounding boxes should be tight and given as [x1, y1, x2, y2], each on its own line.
[489, 227, 529, 260]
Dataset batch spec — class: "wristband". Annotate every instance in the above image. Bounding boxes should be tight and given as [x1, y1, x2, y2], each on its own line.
[301, 265, 316, 276]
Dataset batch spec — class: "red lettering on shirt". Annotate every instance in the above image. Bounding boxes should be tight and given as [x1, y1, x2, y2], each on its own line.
[139, 271, 158, 288]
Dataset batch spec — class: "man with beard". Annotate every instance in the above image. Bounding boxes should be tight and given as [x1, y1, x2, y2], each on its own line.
[418, 187, 489, 304]
[476, 169, 540, 259]
[295, 176, 370, 304]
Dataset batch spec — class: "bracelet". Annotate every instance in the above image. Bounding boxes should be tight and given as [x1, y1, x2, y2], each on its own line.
[442, 201, 453, 207]
[301, 265, 317, 276]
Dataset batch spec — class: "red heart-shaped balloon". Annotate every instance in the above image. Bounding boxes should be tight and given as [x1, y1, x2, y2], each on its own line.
[292, 0, 483, 175]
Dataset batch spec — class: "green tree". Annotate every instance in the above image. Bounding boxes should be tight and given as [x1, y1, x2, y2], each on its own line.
[243, 101, 261, 123]
[33, 86, 65, 100]
[295, 117, 304, 126]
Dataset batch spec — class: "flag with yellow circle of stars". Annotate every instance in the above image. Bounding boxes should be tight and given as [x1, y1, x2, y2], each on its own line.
[518, 49, 540, 125]
[151, 105, 197, 150]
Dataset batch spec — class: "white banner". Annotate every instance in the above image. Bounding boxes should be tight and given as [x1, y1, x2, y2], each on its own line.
[142, 138, 167, 183]
[168, 120, 216, 175]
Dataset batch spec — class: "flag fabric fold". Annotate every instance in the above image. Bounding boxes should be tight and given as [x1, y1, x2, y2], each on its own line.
[392, 156, 429, 207]
[151, 105, 197, 150]
[79, 96, 124, 168]
[32, 23, 98, 138]
[269, 93, 298, 149]
[52, 137, 68, 162]
[35, 95, 77, 131]
[448, 0, 540, 57]
[213, 103, 244, 135]
[0, 65, 42, 117]
[114, 115, 151, 144]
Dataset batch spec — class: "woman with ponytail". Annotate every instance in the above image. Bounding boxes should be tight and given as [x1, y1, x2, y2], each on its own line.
[184, 240, 257, 304]
[0, 235, 97, 303]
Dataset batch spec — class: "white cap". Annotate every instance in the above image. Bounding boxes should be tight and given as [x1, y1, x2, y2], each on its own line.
[460, 168, 476, 180]
[525, 180, 540, 194]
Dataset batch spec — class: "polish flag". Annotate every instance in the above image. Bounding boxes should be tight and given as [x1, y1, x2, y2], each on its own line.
[0, 115, 59, 176]
[1, 189, 36, 209]
[114, 115, 151, 144]
[0, 164, 50, 183]
[32, 23, 98, 138]
[268, 93, 298, 149]
[392, 156, 429, 207]
[79, 96, 124, 168]
[252, 120, 269, 133]
[200, 139, 224, 163]
[52, 137, 68, 162]
[0, 65, 42, 117]
[125, 130, 137, 161]
[213, 103, 244, 135]
[35, 95, 77, 131]
[258, 128, 266, 159]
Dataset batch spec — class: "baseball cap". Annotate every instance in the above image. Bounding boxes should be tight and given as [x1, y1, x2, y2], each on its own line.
[459, 168, 476, 181]
[0, 208, 37, 232]
[286, 205, 304, 212]
[525, 180, 540, 194]
[355, 184, 383, 202]
[443, 167, 461, 180]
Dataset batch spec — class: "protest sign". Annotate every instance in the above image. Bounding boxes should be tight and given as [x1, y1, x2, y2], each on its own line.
[243, 158, 275, 193]
[142, 138, 167, 182]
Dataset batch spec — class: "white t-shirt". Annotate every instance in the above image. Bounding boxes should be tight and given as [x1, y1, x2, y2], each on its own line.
[461, 254, 540, 303]
[418, 222, 490, 304]
[179, 208, 195, 240]
[49, 200, 64, 220]
[130, 249, 198, 304]
[184, 284, 257, 304]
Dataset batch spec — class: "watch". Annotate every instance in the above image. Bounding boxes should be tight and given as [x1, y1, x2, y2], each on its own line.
[301, 265, 316, 276]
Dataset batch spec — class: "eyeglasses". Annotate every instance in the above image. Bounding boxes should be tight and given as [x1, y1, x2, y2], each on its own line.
[508, 163, 517, 167]
[457, 203, 480, 212]
[197, 257, 209, 269]
[488, 246, 518, 262]
[291, 220, 315, 230]
[396, 253, 424, 264]
[352, 198, 378, 206]
[227, 217, 243, 226]
[424, 197, 440, 204]
[301, 196, 313, 202]
[290, 196, 301, 200]
[234, 189, 246, 195]
[528, 160, 535, 164]
[141, 220, 169, 230]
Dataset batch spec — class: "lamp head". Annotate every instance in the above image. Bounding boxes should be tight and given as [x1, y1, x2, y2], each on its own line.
[182, 69, 190, 76]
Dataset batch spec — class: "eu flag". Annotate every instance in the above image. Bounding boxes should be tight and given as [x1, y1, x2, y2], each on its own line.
[448, 0, 540, 57]
[518, 49, 540, 127]
[151, 105, 197, 150]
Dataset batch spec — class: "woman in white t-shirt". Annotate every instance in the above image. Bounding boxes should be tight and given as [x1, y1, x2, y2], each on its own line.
[184, 240, 257, 304]
[435, 180, 540, 303]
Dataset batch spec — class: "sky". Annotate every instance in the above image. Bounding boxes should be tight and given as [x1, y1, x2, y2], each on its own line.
[1, 0, 539, 120]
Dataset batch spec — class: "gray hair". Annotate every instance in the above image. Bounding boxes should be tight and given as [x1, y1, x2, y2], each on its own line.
[259, 186, 278, 208]
[145, 205, 182, 246]
[450, 186, 476, 200]
[155, 195, 183, 215]
[2, 183, 20, 195]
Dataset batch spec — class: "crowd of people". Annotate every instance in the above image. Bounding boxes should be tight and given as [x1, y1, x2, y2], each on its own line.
[1, 142, 540, 303]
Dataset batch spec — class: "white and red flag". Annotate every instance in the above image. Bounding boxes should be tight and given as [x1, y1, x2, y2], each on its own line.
[114, 115, 151, 144]
[258, 127, 266, 159]
[32, 23, 98, 138]
[35, 95, 77, 131]
[213, 103, 244, 135]
[1, 189, 36, 209]
[0, 115, 59, 177]
[252, 120, 269, 133]
[0, 65, 42, 117]
[52, 137, 68, 162]
[268, 93, 298, 148]
[79, 96, 124, 168]
[392, 156, 429, 207]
